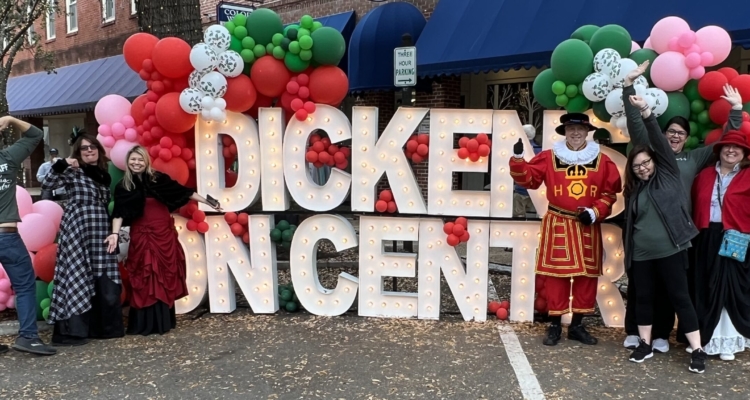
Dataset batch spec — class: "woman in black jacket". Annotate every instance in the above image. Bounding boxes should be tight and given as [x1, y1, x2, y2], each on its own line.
[622, 94, 706, 373]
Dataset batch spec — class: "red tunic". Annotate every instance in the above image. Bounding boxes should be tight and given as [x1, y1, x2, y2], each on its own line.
[510, 146, 622, 278]
[692, 166, 750, 233]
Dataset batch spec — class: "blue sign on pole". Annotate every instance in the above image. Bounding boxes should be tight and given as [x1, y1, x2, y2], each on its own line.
[216, 1, 256, 24]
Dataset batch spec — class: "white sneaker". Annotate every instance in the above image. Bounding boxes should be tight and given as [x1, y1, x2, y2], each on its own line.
[652, 338, 669, 353]
[685, 346, 693, 354]
[623, 335, 640, 349]
[720, 353, 735, 361]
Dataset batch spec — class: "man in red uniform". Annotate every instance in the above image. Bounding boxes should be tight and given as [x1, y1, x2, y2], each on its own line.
[510, 113, 622, 346]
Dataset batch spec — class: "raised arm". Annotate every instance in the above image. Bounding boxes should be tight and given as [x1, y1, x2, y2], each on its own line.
[0, 117, 41, 166]
[689, 84, 744, 168]
[622, 61, 651, 147]
[41, 158, 78, 191]
[630, 95, 680, 176]
[509, 139, 548, 190]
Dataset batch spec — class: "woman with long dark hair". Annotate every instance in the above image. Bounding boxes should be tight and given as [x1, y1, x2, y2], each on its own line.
[622, 94, 706, 373]
[42, 134, 124, 346]
[110, 146, 220, 335]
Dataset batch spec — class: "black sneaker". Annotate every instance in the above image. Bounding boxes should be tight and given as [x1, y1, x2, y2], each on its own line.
[12, 337, 57, 356]
[0, 344, 8, 354]
[689, 348, 707, 374]
[543, 324, 562, 346]
[629, 340, 653, 363]
[568, 324, 598, 345]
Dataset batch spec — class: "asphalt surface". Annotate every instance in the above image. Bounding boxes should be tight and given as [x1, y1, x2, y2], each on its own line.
[1, 311, 748, 399]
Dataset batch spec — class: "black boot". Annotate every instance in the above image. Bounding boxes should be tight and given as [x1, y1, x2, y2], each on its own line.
[568, 324, 598, 345]
[543, 324, 562, 346]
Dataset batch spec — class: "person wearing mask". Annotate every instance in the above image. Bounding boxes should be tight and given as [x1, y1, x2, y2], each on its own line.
[509, 113, 622, 346]
[622, 93, 706, 373]
[42, 134, 124, 346]
[512, 125, 541, 218]
[621, 63, 743, 352]
[691, 131, 750, 361]
[110, 146, 221, 335]
[0, 116, 56, 355]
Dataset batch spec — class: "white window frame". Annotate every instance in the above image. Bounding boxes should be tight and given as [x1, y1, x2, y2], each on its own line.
[27, 6, 37, 44]
[131, 0, 137, 15]
[102, 0, 115, 23]
[66, 0, 77, 33]
[46, 4, 56, 40]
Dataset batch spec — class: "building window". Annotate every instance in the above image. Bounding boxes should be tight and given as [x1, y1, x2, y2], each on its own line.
[27, 6, 37, 44]
[131, 0, 137, 15]
[46, 5, 56, 39]
[66, 0, 77, 33]
[103, 0, 115, 22]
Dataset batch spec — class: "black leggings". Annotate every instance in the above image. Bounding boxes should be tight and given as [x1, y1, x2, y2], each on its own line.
[631, 250, 699, 333]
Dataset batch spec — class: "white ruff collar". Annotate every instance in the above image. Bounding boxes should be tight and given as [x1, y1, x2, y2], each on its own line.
[552, 140, 600, 165]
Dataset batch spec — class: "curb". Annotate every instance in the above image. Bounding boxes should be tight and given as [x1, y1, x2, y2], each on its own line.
[0, 320, 52, 336]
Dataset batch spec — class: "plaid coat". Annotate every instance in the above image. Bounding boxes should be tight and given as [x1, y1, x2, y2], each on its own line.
[42, 164, 120, 322]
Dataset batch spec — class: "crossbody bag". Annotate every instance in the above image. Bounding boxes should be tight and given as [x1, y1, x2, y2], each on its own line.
[716, 173, 750, 262]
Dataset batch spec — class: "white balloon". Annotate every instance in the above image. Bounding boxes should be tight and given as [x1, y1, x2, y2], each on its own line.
[199, 71, 228, 98]
[201, 96, 215, 109]
[214, 98, 227, 110]
[189, 70, 206, 89]
[189, 43, 217, 73]
[594, 49, 621, 75]
[615, 116, 628, 130]
[634, 84, 647, 96]
[611, 58, 638, 88]
[582, 73, 612, 102]
[605, 88, 625, 118]
[217, 51, 244, 78]
[634, 76, 649, 88]
[201, 109, 212, 120]
[647, 88, 669, 117]
[209, 107, 225, 121]
[179, 88, 204, 115]
[204, 25, 232, 55]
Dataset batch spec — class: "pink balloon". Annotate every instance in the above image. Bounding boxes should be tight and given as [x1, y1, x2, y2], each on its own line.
[0, 278, 10, 291]
[690, 66, 706, 80]
[121, 115, 136, 128]
[650, 16, 691, 54]
[110, 140, 137, 170]
[32, 199, 63, 230]
[98, 134, 116, 149]
[98, 124, 112, 137]
[678, 31, 696, 48]
[630, 41, 641, 53]
[0, 291, 8, 304]
[668, 37, 681, 52]
[5, 295, 14, 309]
[700, 52, 714, 66]
[111, 122, 126, 139]
[651, 51, 690, 91]
[18, 213, 56, 252]
[94, 95, 132, 126]
[695, 26, 731, 67]
[28, 251, 34, 264]
[643, 37, 653, 50]
[124, 128, 138, 142]
[15, 186, 33, 217]
[685, 44, 700, 55]
[685, 52, 701, 69]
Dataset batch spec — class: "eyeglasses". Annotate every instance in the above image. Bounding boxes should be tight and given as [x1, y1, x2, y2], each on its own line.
[632, 158, 652, 171]
[80, 145, 97, 151]
[665, 129, 688, 138]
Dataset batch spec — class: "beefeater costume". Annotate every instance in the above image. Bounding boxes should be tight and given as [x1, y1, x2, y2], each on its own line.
[509, 113, 622, 346]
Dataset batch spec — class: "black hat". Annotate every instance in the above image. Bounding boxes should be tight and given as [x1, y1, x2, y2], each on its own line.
[49, 148, 58, 154]
[555, 113, 597, 135]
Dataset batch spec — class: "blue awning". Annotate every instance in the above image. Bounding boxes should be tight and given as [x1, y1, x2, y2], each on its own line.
[348, 2, 427, 92]
[286, 11, 356, 73]
[8, 55, 146, 117]
[416, 0, 750, 77]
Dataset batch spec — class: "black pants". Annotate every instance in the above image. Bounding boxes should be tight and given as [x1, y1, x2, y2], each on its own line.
[631, 250, 699, 333]
[625, 268, 675, 338]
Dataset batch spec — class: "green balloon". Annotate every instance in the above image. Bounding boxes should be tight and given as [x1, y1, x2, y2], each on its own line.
[42, 307, 50, 321]
[240, 49, 255, 63]
[686, 136, 699, 149]
[592, 100, 611, 122]
[570, 25, 599, 44]
[689, 121, 699, 136]
[234, 26, 248, 40]
[298, 35, 313, 50]
[657, 92, 691, 129]
[107, 162, 124, 193]
[565, 94, 590, 113]
[40, 298, 51, 310]
[701, 128, 712, 140]
[629, 49, 658, 85]
[232, 14, 247, 27]
[270, 228, 282, 242]
[743, 102, 750, 114]
[284, 52, 309, 73]
[277, 284, 288, 294]
[626, 142, 634, 156]
[245, 8, 283, 46]
[550, 39, 594, 84]
[284, 24, 300, 36]
[280, 240, 291, 249]
[532, 69, 560, 109]
[224, 21, 236, 34]
[272, 46, 285, 59]
[299, 49, 312, 61]
[266, 43, 275, 54]
[288, 41, 301, 55]
[589, 24, 632, 58]
[253, 44, 266, 58]
[310, 27, 346, 65]
[285, 301, 298, 312]
[35, 281, 49, 320]
[555, 95, 569, 107]
[272, 33, 284, 46]
[280, 290, 293, 301]
[697, 110, 710, 125]
[47, 281, 54, 298]
[690, 99, 705, 114]
[298, 28, 311, 38]
[312, 21, 323, 31]
[300, 15, 314, 29]
[277, 220, 290, 231]
[243, 64, 251, 75]
[229, 36, 243, 53]
[241, 36, 256, 50]
[108, 201, 114, 216]
[281, 229, 293, 242]
[551, 80, 566, 95]
[279, 299, 287, 308]
[289, 225, 296, 233]
[683, 79, 702, 102]
[565, 84, 578, 98]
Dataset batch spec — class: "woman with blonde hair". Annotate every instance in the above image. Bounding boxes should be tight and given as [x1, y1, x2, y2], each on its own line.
[110, 146, 220, 335]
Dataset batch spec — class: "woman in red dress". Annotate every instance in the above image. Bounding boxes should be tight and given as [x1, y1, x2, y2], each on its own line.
[109, 146, 220, 335]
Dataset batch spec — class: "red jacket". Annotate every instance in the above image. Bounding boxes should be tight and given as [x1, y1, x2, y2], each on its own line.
[692, 166, 750, 233]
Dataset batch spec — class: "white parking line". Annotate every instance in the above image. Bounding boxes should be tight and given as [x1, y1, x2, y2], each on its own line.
[497, 325, 546, 400]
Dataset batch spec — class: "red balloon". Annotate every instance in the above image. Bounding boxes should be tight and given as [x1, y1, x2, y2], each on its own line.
[709, 99, 732, 125]
[417, 134, 429, 145]
[295, 109, 308, 121]
[457, 147, 470, 159]
[534, 297, 548, 313]
[458, 136, 469, 148]
[139, 70, 150, 81]
[170, 145, 182, 157]
[155, 92, 196, 133]
[459, 231, 470, 242]
[33, 243, 57, 283]
[245, 93, 275, 119]
[242, 232, 250, 244]
[148, 145, 160, 158]
[151, 80, 165, 93]
[698, 71, 728, 101]
[313, 161, 324, 168]
[291, 98, 304, 111]
[238, 212, 249, 225]
[197, 222, 209, 234]
[406, 150, 415, 159]
[476, 133, 489, 145]
[467, 139, 479, 152]
[186, 220, 198, 231]
[333, 152, 346, 164]
[297, 73, 310, 86]
[704, 128, 723, 145]
[327, 144, 339, 155]
[469, 152, 480, 162]
[144, 101, 157, 116]
[443, 222, 455, 235]
[741, 121, 750, 135]
[308, 66, 349, 106]
[225, 171, 237, 187]
[411, 153, 424, 163]
[406, 139, 418, 152]
[172, 76, 189, 93]
[318, 151, 331, 164]
[488, 301, 502, 314]
[535, 275, 546, 290]
[478, 144, 491, 157]
[312, 141, 325, 153]
[335, 160, 348, 170]
[159, 148, 173, 161]
[309, 134, 321, 143]
[417, 144, 429, 156]
[375, 200, 388, 212]
[250, 56, 291, 98]
[192, 210, 206, 223]
[286, 81, 300, 94]
[152, 37, 193, 79]
[153, 157, 189, 185]
[321, 138, 331, 147]
[159, 136, 173, 148]
[131, 95, 149, 126]
[123, 33, 159, 72]
[224, 75, 258, 113]
[303, 101, 316, 114]
[379, 189, 393, 202]
[340, 147, 350, 157]
[730, 75, 750, 103]
[230, 223, 244, 236]
[455, 217, 468, 227]
[305, 151, 318, 163]
[224, 212, 238, 224]
[222, 136, 233, 146]
[499, 300, 510, 310]
[452, 223, 465, 236]
[298, 86, 310, 99]
[447, 234, 460, 247]
[386, 201, 397, 213]
[142, 59, 154, 73]
[279, 91, 296, 111]
[717, 67, 740, 82]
